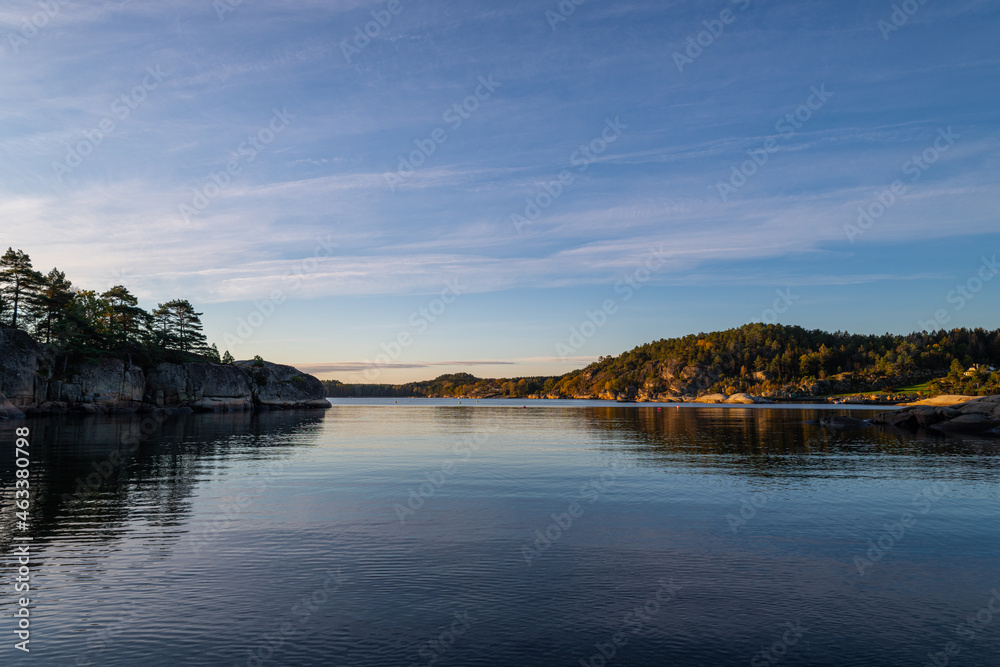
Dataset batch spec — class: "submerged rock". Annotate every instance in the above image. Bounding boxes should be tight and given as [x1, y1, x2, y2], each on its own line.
[807, 416, 872, 429]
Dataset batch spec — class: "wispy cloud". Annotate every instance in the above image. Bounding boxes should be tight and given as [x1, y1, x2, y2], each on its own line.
[1, 0, 998, 379]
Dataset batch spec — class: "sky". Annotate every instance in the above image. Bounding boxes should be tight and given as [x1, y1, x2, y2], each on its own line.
[0, 0, 998, 383]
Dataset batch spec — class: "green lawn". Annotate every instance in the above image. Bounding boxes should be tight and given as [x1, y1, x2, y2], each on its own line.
[894, 381, 936, 395]
[821, 379, 940, 399]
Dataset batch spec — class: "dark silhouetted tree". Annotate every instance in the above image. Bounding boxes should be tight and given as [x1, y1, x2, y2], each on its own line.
[33, 268, 75, 344]
[153, 299, 208, 353]
[0, 248, 43, 329]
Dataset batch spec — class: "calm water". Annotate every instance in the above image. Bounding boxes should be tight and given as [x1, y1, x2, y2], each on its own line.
[2, 400, 999, 666]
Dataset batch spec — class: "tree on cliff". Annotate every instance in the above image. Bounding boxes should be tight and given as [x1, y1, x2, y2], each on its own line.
[0, 245, 229, 368]
[32, 268, 75, 344]
[0, 248, 43, 329]
[152, 299, 209, 354]
[102, 285, 150, 346]
[69, 290, 111, 336]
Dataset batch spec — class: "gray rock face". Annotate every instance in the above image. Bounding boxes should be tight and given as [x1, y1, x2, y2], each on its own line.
[236, 360, 331, 409]
[0, 328, 48, 408]
[57, 358, 146, 413]
[145, 363, 254, 412]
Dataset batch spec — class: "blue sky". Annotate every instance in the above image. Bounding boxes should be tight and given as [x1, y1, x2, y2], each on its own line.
[1, 0, 998, 383]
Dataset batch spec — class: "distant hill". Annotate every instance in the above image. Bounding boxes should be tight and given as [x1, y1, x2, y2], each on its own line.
[323, 373, 559, 399]
[323, 325, 1000, 400]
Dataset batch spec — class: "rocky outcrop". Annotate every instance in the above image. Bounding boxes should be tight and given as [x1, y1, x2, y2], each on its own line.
[873, 396, 1000, 435]
[39, 358, 146, 414]
[0, 328, 49, 408]
[871, 406, 961, 430]
[951, 395, 1000, 417]
[0, 327, 330, 416]
[689, 393, 773, 404]
[236, 360, 332, 410]
[145, 362, 254, 412]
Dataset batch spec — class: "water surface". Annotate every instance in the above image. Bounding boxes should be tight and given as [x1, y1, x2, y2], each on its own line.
[2, 402, 999, 666]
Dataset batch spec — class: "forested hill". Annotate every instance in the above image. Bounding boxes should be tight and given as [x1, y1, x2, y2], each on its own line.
[325, 325, 1000, 400]
[551, 324, 1000, 399]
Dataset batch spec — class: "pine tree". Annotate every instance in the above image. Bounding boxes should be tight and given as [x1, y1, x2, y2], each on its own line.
[221, 350, 235, 364]
[151, 302, 178, 350]
[101, 285, 149, 347]
[32, 268, 75, 344]
[153, 299, 208, 353]
[0, 248, 43, 329]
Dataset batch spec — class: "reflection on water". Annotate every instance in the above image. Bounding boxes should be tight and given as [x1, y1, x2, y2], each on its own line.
[2, 411, 325, 548]
[1, 405, 998, 666]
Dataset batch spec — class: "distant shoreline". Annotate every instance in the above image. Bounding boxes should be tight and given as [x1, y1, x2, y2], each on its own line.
[326, 397, 898, 410]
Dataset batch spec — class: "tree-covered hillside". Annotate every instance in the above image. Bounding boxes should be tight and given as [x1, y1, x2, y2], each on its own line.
[551, 324, 1000, 399]
[325, 325, 1000, 400]
[323, 373, 558, 399]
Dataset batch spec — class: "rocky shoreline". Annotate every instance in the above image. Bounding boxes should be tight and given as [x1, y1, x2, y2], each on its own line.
[804, 395, 1000, 436]
[519, 390, 777, 404]
[870, 395, 1000, 435]
[0, 328, 330, 418]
